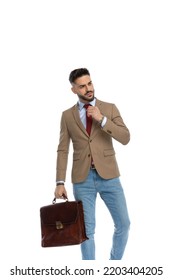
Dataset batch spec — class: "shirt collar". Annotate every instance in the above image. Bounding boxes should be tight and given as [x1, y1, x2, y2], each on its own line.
[78, 98, 96, 111]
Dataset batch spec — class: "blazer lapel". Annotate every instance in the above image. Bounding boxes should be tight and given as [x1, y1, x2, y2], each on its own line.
[95, 98, 103, 111]
[72, 104, 88, 136]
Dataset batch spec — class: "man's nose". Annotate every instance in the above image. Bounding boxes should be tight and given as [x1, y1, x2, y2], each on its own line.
[85, 85, 91, 92]
[85, 85, 89, 91]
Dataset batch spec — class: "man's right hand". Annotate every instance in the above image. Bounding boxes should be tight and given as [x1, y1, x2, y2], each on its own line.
[54, 185, 68, 199]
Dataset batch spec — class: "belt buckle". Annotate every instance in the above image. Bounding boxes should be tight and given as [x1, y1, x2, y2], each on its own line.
[91, 164, 96, 169]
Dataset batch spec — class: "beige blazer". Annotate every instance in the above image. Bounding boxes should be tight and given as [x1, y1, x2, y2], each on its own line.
[56, 98, 130, 183]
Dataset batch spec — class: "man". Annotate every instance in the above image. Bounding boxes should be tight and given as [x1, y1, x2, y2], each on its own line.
[54, 68, 130, 260]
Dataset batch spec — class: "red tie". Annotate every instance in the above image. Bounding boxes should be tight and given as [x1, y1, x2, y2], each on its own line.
[84, 104, 92, 135]
[84, 104, 94, 167]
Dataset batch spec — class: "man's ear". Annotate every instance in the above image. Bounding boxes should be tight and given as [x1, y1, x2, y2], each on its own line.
[71, 87, 76, 94]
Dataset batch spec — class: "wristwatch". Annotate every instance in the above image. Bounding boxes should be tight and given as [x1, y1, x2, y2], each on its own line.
[56, 182, 64, 186]
[98, 115, 104, 124]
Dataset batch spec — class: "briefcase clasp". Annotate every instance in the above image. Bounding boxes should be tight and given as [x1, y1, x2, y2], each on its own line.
[56, 221, 63, 229]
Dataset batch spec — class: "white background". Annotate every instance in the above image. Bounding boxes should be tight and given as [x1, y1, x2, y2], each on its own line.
[0, 0, 173, 279]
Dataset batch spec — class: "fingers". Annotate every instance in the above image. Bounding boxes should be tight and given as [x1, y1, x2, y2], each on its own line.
[55, 194, 66, 199]
[87, 106, 99, 114]
[87, 106, 102, 121]
[54, 186, 67, 200]
[54, 191, 66, 199]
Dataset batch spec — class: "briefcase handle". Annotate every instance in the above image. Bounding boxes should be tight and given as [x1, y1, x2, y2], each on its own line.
[52, 195, 68, 204]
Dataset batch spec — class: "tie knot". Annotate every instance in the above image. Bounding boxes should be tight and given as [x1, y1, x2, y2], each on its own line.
[84, 104, 91, 109]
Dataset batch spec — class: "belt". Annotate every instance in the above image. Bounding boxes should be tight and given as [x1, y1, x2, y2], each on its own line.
[90, 164, 96, 169]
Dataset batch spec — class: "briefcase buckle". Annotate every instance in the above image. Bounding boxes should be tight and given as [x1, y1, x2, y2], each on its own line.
[56, 221, 63, 229]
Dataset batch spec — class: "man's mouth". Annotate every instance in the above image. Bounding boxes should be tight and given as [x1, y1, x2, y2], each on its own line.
[85, 91, 93, 97]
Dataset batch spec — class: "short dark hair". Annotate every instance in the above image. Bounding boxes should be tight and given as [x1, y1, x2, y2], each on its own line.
[69, 68, 90, 84]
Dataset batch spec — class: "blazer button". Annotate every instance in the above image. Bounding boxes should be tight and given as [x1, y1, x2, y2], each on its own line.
[88, 154, 91, 157]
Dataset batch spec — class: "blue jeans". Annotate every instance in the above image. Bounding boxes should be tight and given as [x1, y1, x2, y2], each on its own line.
[73, 169, 130, 260]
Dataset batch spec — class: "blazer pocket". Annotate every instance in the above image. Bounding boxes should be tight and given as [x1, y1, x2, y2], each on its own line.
[103, 149, 115, 157]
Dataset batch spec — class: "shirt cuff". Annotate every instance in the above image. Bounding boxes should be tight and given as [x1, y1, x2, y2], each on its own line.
[56, 180, 65, 184]
[101, 116, 107, 127]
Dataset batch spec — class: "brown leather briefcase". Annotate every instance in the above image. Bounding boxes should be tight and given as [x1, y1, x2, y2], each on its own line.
[40, 199, 88, 247]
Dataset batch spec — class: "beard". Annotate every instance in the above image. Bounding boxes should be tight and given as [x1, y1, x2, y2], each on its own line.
[77, 91, 95, 102]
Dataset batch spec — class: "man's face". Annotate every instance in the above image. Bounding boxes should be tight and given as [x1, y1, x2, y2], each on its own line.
[71, 75, 95, 103]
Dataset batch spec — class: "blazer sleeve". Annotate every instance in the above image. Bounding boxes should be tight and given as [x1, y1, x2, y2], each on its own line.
[101, 104, 130, 145]
[56, 112, 70, 182]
